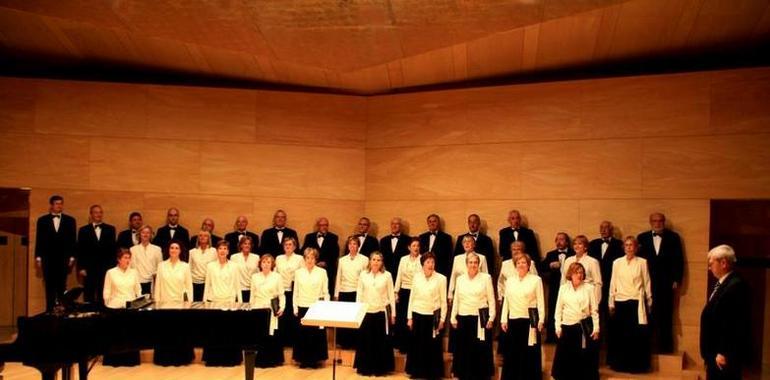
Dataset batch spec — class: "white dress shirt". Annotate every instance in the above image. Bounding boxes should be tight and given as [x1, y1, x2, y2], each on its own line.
[130, 243, 163, 283]
[203, 260, 242, 303]
[394, 254, 422, 291]
[103, 266, 142, 309]
[250, 270, 286, 336]
[335, 253, 369, 297]
[189, 246, 217, 284]
[154, 259, 193, 302]
[52, 213, 61, 232]
[497, 259, 539, 301]
[230, 252, 260, 291]
[501, 273, 545, 321]
[93, 223, 102, 241]
[561, 254, 603, 304]
[407, 271, 448, 321]
[448, 252, 488, 299]
[293, 266, 329, 313]
[652, 232, 662, 254]
[275, 253, 304, 291]
[553, 282, 599, 334]
[428, 233, 437, 251]
[357, 270, 396, 314]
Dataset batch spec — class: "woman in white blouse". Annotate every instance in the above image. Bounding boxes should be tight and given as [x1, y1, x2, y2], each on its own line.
[189, 230, 216, 301]
[561, 235, 602, 304]
[500, 253, 545, 380]
[102, 248, 142, 366]
[449, 235, 489, 303]
[275, 236, 303, 347]
[152, 240, 194, 366]
[393, 237, 422, 353]
[354, 251, 396, 375]
[250, 254, 286, 368]
[450, 252, 495, 380]
[334, 236, 369, 348]
[129, 225, 162, 295]
[552, 262, 600, 380]
[292, 247, 329, 368]
[230, 236, 259, 303]
[497, 240, 538, 355]
[405, 252, 447, 380]
[607, 236, 652, 373]
[202, 240, 242, 367]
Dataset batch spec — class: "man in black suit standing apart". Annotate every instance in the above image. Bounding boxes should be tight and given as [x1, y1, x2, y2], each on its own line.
[700, 245, 749, 380]
[116, 211, 143, 249]
[153, 207, 190, 259]
[301, 217, 339, 294]
[189, 217, 222, 247]
[418, 214, 453, 278]
[260, 209, 298, 255]
[76, 205, 116, 304]
[225, 215, 260, 256]
[35, 195, 77, 311]
[542, 232, 573, 342]
[454, 214, 495, 272]
[379, 217, 411, 273]
[498, 209, 541, 268]
[637, 212, 684, 353]
[354, 217, 379, 256]
[588, 220, 624, 329]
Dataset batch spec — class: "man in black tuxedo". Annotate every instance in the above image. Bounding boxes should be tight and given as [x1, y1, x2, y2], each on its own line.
[35, 195, 77, 311]
[542, 232, 574, 342]
[499, 209, 541, 265]
[189, 218, 222, 247]
[354, 217, 379, 256]
[454, 214, 495, 272]
[153, 207, 190, 259]
[637, 212, 684, 353]
[76, 205, 116, 304]
[260, 209, 298, 255]
[700, 245, 750, 380]
[301, 217, 339, 294]
[418, 214, 453, 278]
[588, 221, 624, 322]
[116, 211, 143, 249]
[224, 215, 260, 256]
[379, 217, 411, 273]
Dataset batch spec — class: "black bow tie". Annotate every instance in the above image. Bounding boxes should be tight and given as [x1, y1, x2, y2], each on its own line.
[169, 227, 176, 230]
[558, 250, 566, 253]
[429, 232, 437, 236]
[603, 238, 610, 243]
[512, 228, 520, 233]
[652, 232, 661, 237]
[317, 233, 325, 238]
[94, 224, 101, 229]
[52, 214, 60, 219]
[391, 235, 400, 239]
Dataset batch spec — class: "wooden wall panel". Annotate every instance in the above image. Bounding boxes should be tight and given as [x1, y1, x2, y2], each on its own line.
[710, 68, 770, 134]
[0, 133, 90, 190]
[0, 78, 36, 133]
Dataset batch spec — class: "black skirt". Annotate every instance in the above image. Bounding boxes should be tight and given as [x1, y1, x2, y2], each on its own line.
[254, 309, 285, 368]
[292, 307, 328, 366]
[202, 344, 242, 367]
[452, 315, 494, 380]
[608, 300, 650, 373]
[336, 291, 358, 349]
[278, 289, 299, 347]
[153, 344, 194, 366]
[102, 351, 140, 367]
[193, 283, 205, 302]
[551, 323, 599, 380]
[501, 318, 542, 380]
[241, 290, 251, 304]
[405, 312, 444, 379]
[393, 288, 411, 352]
[354, 311, 395, 376]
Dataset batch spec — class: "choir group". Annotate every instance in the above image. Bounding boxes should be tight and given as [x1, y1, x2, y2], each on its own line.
[36, 195, 686, 379]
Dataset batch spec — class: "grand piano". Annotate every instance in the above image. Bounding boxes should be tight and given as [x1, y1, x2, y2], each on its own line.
[0, 295, 269, 380]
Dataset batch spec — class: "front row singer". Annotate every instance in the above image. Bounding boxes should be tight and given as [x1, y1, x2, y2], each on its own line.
[405, 252, 447, 380]
[292, 247, 329, 368]
[102, 247, 142, 367]
[249, 254, 286, 368]
[202, 240, 242, 366]
[354, 251, 396, 376]
[152, 240, 194, 366]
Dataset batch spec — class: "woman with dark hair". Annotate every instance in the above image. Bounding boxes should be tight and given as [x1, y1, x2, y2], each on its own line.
[405, 252, 447, 380]
[354, 251, 396, 376]
[153, 240, 194, 366]
[552, 262, 600, 380]
[102, 248, 142, 366]
[250, 253, 286, 368]
[230, 236, 259, 303]
[202, 240, 242, 366]
[334, 236, 368, 348]
[292, 247, 329, 368]
[393, 237, 422, 352]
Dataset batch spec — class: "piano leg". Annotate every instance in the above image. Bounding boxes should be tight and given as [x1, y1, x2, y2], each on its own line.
[243, 349, 256, 380]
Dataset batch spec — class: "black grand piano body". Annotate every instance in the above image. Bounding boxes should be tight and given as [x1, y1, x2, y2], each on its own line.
[0, 301, 270, 380]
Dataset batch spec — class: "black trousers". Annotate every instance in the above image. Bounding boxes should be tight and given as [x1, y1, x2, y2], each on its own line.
[43, 264, 68, 311]
[336, 291, 357, 348]
[706, 361, 742, 380]
[193, 283, 205, 302]
[83, 268, 106, 305]
[651, 281, 675, 353]
[393, 288, 411, 352]
[140, 282, 152, 296]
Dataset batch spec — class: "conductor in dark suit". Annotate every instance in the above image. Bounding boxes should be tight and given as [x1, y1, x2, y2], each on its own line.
[418, 214, 453, 277]
[354, 217, 379, 256]
[454, 214, 494, 270]
[588, 221, 624, 320]
[153, 207, 190, 259]
[189, 218, 222, 247]
[498, 209, 541, 265]
[260, 209, 298, 255]
[116, 211, 143, 249]
[301, 217, 339, 294]
[35, 195, 77, 311]
[637, 212, 684, 353]
[76, 205, 116, 304]
[700, 245, 750, 380]
[224, 216, 260, 256]
[379, 217, 411, 273]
